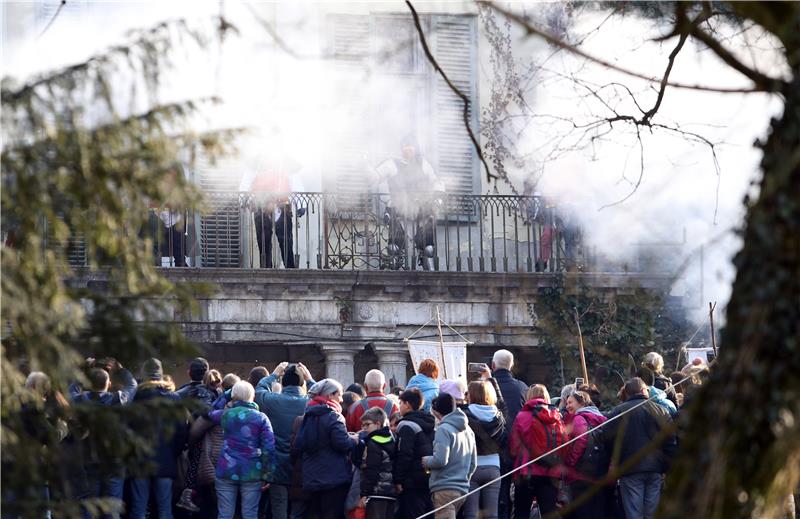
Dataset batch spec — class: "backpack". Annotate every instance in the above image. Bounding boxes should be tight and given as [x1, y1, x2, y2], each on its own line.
[359, 397, 395, 418]
[529, 406, 566, 468]
[574, 423, 610, 478]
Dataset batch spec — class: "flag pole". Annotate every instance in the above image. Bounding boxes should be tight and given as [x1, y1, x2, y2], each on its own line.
[573, 307, 589, 384]
[436, 306, 446, 378]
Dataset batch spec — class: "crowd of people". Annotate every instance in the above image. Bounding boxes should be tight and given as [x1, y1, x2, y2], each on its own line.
[15, 349, 714, 519]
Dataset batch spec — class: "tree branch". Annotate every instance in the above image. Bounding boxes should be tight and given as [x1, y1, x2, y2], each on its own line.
[482, 1, 784, 94]
[405, 0, 497, 182]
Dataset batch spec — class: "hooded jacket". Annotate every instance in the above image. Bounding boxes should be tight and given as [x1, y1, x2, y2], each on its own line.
[293, 400, 358, 491]
[464, 403, 507, 467]
[564, 406, 607, 481]
[508, 398, 565, 479]
[360, 426, 396, 497]
[176, 381, 219, 410]
[393, 410, 436, 490]
[648, 386, 678, 417]
[255, 373, 315, 485]
[132, 380, 186, 479]
[406, 374, 439, 412]
[422, 408, 477, 494]
[209, 401, 276, 482]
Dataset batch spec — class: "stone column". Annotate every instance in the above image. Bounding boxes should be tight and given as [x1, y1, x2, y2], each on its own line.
[373, 341, 409, 388]
[320, 343, 364, 387]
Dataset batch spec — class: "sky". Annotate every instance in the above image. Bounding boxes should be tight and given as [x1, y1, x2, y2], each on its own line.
[1, 1, 788, 328]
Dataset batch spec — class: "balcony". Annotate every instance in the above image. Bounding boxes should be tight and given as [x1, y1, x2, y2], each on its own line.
[134, 192, 587, 274]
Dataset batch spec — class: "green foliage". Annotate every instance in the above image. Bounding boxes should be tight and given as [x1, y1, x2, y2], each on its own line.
[1, 17, 235, 517]
[532, 280, 691, 407]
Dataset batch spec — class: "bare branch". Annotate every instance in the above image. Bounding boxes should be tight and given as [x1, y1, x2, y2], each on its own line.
[482, 1, 783, 94]
[405, 0, 497, 182]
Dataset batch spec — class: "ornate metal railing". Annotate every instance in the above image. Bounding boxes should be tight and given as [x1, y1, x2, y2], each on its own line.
[79, 192, 588, 273]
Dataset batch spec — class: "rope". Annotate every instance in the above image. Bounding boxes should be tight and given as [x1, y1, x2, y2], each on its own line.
[415, 364, 713, 519]
[405, 317, 436, 341]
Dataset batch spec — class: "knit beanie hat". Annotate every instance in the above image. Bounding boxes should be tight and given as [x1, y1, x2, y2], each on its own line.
[282, 365, 302, 388]
[189, 357, 209, 381]
[142, 358, 163, 381]
[439, 379, 466, 401]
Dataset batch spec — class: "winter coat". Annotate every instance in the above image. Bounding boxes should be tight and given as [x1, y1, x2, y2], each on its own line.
[406, 374, 439, 412]
[208, 401, 276, 482]
[71, 368, 138, 407]
[176, 381, 219, 410]
[464, 403, 507, 467]
[604, 394, 678, 475]
[192, 419, 223, 487]
[255, 374, 315, 485]
[491, 369, 528, 426]
[648, 386, 678, 417]
[393, 410, 436, 490]
[360, 427, 396, 497]
[346, 391, 399, 432]
[293, 400, 358, 491]
[508, 398, 565, 480]
[653, 373, 679, 406]
[422, 408, 477, 494]
[563, 406, 607, 482]
[132, 381, 186, 479]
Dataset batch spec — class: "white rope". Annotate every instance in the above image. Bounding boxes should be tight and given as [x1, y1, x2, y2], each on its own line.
[405, 317, 436, 341]
[414, 366, 712, 519]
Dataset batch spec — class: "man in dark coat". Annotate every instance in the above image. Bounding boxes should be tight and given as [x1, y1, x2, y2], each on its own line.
[490, 349, 527, 519]
[129, 358, 186, 519]
[604, 377, 678, 519]
[393, 388, 435, 519]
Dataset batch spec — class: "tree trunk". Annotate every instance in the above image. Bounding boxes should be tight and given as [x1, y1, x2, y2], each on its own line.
[658, 49, 800, 519]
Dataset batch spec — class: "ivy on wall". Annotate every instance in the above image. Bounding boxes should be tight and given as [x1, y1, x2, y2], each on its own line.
[530, 279, 692, 408]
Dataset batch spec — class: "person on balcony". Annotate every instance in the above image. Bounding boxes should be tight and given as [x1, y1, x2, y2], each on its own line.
[375, 134, 445, 271]
[239, 163, 305, 269]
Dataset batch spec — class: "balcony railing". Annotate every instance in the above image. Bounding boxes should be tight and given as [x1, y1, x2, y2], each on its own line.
[74, 192, 588, 274]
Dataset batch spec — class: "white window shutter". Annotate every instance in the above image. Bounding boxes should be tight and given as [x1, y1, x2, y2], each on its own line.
[431, 15, 479, 197]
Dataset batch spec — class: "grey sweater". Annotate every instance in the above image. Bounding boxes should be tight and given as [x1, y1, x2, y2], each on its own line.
[422, 408, 477, 494]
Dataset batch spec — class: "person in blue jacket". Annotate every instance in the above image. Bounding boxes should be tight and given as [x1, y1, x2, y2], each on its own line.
[406, 359, 440, 413]
[293, 379, 359, 519]
[255, 361, 316, 519]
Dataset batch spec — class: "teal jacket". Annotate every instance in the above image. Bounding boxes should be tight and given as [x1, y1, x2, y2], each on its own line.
[407, 374, 439, 412]
[254, 373, 315, 485]
[422, 408, 477, 494]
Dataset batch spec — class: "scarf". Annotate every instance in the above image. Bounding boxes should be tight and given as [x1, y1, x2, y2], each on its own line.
[308, 395, 342, 414]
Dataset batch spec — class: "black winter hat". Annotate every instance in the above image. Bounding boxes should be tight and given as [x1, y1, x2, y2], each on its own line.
[189, 357, 209, 381]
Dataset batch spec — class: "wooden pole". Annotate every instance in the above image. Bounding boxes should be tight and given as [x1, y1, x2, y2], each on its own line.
[573, 307, 589, 384]
[436, 306, 446, 378]
[708, 301, 718, 358]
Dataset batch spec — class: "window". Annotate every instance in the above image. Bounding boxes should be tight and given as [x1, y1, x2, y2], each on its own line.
[326, 12, 479, 197]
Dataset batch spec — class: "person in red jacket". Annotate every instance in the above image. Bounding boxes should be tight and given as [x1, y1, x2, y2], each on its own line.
[346, 369, 399, 433]
[563, 390, 608, 519]
[508, 384, 565, 519]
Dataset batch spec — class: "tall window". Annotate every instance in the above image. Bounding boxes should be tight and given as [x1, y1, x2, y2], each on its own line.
[326, 13, 479, 197]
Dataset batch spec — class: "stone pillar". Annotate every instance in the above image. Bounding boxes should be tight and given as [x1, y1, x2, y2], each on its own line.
[373, 341, 409, 388]
[320, 343, 364, 387]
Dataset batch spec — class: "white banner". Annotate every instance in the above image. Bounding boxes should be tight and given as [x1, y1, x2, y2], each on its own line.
[686, 347, 714, 365]
[407, 340, 467, 381]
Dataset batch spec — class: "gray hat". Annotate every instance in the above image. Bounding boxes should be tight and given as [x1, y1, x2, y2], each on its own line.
[142, 358, 163, 381]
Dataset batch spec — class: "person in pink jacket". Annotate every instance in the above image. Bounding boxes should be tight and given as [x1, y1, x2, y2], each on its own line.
[563, 390, 609, 519]
[508, 384, 565, 519]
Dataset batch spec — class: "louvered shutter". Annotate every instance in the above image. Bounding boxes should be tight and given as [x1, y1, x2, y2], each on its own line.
[197, 156, 241, 267]
[326, 13, 370, 202]
[431, 15, 479, 198]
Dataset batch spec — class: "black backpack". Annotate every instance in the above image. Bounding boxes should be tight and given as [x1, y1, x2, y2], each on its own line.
[574, 421, 610, 478]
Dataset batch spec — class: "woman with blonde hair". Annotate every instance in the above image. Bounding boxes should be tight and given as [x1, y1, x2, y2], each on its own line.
[462, 380, 507, 519]
[508, 383, 565, 518]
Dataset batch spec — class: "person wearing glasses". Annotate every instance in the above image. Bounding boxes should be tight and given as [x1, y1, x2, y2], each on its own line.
[356, 407, 398, 519]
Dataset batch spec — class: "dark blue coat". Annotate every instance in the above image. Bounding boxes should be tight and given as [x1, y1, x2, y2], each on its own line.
[492, 369, 528, 426]
[293, 403, 357, 491]
[133, 381, 186, 479]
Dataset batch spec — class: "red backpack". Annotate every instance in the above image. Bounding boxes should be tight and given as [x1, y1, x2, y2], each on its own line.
[527, 405, 567, 468]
